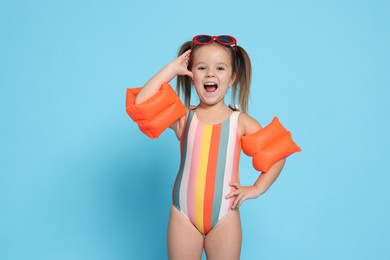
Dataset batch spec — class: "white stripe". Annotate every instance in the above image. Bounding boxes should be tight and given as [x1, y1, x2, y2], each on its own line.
[179, 115, 198, 217]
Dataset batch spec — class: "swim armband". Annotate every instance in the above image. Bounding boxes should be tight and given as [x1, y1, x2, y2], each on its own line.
[126, 82, 187, 139]
[241, 117, 301, 172]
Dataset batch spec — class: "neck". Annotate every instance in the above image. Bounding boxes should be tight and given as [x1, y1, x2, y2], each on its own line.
[195, 102, 233, 125]
[197, 101, 228, 112]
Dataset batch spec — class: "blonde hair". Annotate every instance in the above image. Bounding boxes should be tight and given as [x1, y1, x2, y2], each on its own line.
[176, 40, 252, 113]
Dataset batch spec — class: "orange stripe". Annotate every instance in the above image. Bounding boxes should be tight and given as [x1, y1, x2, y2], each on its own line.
[203, 124, 221, 234]
[194, 125, 212, 234]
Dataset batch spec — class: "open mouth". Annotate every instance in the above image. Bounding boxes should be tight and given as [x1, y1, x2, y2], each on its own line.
[204, 82, 218, 93]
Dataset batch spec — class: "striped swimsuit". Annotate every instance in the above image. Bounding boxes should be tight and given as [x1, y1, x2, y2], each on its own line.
[172, 109, 241, 235]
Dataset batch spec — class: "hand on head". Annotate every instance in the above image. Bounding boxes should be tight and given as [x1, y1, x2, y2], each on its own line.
[173, 49, 193, 79]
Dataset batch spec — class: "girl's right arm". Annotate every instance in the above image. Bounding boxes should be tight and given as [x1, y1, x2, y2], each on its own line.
[134, 50, 193, 139]
[135, 50, 193, 105]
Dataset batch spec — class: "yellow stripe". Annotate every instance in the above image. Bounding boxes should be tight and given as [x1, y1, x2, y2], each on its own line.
[195, 125, 212, 234]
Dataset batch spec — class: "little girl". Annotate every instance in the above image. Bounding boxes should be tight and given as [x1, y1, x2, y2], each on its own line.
[126, 35, 300, 260]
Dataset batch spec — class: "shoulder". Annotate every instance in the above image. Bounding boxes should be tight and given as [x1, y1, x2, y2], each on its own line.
[237, 112, 262, 138]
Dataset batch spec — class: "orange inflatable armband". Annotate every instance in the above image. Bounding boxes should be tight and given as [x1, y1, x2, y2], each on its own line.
[241, 117, 301, 172]
[126, 83, 187, 139]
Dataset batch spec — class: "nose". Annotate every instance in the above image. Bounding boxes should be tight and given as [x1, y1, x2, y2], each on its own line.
[206, 69, 215, 78]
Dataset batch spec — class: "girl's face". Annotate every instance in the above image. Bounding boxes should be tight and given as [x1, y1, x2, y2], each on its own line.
[191, 43, 236, 107]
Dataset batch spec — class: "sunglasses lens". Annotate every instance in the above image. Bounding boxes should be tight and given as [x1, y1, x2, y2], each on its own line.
[196, 35, 212, 43]
[218, 36, 234, 44]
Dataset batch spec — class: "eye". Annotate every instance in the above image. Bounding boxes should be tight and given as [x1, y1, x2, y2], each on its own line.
[197, 66, 206, 70]
[217, 66, 226, 71]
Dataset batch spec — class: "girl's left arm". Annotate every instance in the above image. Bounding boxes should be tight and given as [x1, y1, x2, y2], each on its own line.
[226, 159, 285, 209]
[225, 113, 286, 209]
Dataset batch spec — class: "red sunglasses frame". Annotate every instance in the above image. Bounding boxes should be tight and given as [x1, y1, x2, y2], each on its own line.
[191, 35, 237, 65]
[192, 35, 237, 47]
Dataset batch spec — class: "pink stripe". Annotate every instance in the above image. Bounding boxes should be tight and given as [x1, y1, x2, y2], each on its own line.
[229, 135, 241, 210]
[187, 119, 203, 224]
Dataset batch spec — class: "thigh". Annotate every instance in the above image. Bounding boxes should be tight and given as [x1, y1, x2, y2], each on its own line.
[204, 209, 242, 260]
[167, 206, 204, 260]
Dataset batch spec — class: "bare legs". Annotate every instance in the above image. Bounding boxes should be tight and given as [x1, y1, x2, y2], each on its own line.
[167, 206, 204, 260]
[167, 206, 242, 260]
[204, 209, 242, 260]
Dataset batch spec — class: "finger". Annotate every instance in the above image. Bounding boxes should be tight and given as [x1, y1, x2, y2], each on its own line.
[237, 195, 246, 208]
[231, 192, 243, 208]
[235, 193, 245, 208]
[232, 197, 240, 209]
[225, 190, 237, 199]
[186, 71, 193, 79]
[229, 182, 240, 189]
[181, 49, 192, 59]
[232, 197, 238, 209]
[235, 193, 248, 209]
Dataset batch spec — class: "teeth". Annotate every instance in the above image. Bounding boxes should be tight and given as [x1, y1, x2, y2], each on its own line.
[204, 82, 216, 85]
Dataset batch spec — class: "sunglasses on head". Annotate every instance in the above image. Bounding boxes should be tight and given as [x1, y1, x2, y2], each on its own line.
[191, 35, 237, 64]
[192, 35, 237, 47]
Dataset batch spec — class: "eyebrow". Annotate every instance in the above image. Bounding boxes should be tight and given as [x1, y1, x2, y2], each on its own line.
[193, 61, 229, 67]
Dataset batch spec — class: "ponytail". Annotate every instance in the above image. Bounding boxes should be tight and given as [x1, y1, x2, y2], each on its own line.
[232, 46, 252, 113]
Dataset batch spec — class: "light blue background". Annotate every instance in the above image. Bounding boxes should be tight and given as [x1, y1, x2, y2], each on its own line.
[1, 0, 389, 259]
